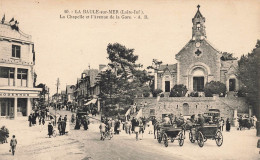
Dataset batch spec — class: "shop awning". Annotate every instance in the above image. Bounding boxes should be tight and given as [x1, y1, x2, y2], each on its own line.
[84, 99, 97, 106]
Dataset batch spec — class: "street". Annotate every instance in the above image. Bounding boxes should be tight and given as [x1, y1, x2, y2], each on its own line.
[0, 109, 259, 160]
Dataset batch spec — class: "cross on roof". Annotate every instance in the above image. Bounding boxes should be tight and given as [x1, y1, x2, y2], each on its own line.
[195, 49, 202, 56]
[197, 5, 200, 10]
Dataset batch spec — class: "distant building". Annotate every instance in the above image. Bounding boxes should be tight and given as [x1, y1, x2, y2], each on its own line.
[154, 6, 239, 94]
[73, 64, 105, 110]
[60, 90, 66, 105]
[0, 17, 41, 118]
[65, 85, 75, 106]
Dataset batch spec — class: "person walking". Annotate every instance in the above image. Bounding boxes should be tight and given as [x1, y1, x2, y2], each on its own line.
[74, 116, 81, 130]
[42, 117, 45, 126]
[28, 114, 32, 127]
[139, 119, 144, 140]
[99, 121, 106, 140]
[71, 114, 75, 124]
[134, 118, 140, 141]
[152, 117, 157, 139]
[48, 122, 53, 138]
[32, 113, 36, 125]
[220, 117, 225, 131]
[10, 135, 17, 156]
[39, 116, 42, 125]
[226, 118, 231, 132]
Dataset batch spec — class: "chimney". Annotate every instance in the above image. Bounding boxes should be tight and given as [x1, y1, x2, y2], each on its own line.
[99, 64, 106, 71]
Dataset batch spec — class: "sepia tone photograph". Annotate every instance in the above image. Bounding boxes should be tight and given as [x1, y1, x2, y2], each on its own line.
[0, 0, 259, 159]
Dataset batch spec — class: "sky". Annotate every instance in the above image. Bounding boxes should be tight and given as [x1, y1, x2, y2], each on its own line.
[1, 0, 259, 95]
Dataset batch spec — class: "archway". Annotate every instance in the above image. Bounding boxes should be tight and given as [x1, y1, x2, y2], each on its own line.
[183, 103, 189, 115]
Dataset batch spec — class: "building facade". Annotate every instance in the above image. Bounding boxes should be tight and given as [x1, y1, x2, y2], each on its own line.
[0, 19, 41, 118]
[154, 6, 239, 94]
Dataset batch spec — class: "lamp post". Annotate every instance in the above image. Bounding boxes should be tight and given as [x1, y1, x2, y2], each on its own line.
[55, 78, 60, 126]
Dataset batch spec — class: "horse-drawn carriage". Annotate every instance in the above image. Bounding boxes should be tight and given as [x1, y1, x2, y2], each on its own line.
[238, 118, 253, 130]
[157, 123, 185, 147]
[189, 124, 223, 147]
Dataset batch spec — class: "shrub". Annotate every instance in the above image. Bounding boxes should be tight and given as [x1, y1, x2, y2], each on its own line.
[142, 86, 151, 97]
[143, 92, 150, 97]
[237, 86, 247, 97]
[152, 89, 163, 97]
[204, 81, 226, 97]
[160, 94, 164, 97]
[190, 91, 199, 97]
[169, 84, 188, 97]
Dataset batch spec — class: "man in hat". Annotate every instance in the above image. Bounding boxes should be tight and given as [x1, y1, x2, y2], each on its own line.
[10, 135, 17, 155]
[152, 117, 157, 139]
[197, 114, 205, 127]
[164, 115, 170, 124]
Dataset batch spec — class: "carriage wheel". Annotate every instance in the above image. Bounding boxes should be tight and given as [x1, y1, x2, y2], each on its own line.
[204, 137, 207, 142]
[215, 131, 223, 147]
[197, 131, 204, 148]
[157, 133, 162, 143]
[178, 132, 184, 147]
[189, 132, 195, 143]
[163, 133, 168, 147]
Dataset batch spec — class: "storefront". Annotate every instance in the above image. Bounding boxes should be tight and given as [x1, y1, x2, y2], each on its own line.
[0, 89, 41, 118]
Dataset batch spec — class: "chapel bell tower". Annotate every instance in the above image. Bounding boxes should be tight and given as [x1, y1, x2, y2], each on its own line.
[192, 5, 206, 41]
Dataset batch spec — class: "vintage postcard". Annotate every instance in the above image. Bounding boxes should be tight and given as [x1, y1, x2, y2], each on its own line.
[0, 0, 259, 160]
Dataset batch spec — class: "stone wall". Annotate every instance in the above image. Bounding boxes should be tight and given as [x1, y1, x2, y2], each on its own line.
[134, 96, 248, 120]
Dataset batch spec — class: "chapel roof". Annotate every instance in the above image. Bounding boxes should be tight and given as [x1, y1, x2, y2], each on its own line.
[158, 64, 177, 72]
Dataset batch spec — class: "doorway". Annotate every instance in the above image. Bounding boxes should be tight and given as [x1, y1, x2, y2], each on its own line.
[193, 77, 204, 91]
[229, 79, 236, 91]
[165, 81, 170, 92]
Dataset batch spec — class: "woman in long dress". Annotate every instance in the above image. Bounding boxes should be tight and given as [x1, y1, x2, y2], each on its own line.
[74, 117, 81, 130]
[226, 118, 231, 132]
[65, 118, 70, 134]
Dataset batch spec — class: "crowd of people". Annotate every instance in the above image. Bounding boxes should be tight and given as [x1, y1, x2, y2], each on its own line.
[74, 114, 90, 130]
[28, 108, 50, 127]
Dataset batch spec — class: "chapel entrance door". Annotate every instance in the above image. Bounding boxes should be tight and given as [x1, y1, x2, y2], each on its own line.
[193, 77, 204, 91]
[229, 79, 236, 91]
[165, 81, 170, 92]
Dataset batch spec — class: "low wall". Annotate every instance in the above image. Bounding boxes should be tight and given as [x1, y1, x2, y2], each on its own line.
[134, 97, 248, 120]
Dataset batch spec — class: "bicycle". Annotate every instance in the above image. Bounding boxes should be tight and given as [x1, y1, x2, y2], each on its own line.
[101, 129, 113, 140]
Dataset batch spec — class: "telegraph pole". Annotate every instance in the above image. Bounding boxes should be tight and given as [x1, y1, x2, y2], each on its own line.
[55, 78, 60, 126]
[47, 87, 50, 107]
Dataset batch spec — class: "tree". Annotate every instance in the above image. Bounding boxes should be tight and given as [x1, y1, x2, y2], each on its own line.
[220, 52, 237, 61]
[36, 83, 48, 109]
[99, 43, 152, 114]
[204, 81, 226, 97]
[169, 84, 188, 97]
[107, 43, 142, 79]
[237, 40, 260, 118]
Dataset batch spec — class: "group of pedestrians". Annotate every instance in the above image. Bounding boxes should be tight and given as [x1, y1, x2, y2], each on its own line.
[100, 116, 147, 141]
[28, 109, 49, 127]
[74, 115, 90, 130]
[57, 115, 69, 135]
